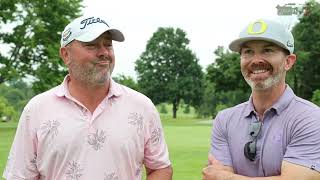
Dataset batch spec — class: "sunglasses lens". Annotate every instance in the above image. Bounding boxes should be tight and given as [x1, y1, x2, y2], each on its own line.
[244, 141, 256, 161]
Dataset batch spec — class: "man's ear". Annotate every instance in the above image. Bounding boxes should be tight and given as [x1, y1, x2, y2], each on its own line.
[60, 46, 70, 65]
[284, 54, 297, 71]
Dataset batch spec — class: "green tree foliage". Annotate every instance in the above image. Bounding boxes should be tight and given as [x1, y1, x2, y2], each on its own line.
[0, 80, 34, 117]
[0, 0, 82, 93]
[196, 81, 216, 117]
[183, 105, 190, 114]
[0, 96, 17, 121]
[290, 0, 320, 99]
[135, 27, 204, 118]
[113, 74, 140, 92]
[207, 46, 249, 91]
[159, 104, 168, 114]
[200, 46, 250, 117]
[311, 89, 320, 106]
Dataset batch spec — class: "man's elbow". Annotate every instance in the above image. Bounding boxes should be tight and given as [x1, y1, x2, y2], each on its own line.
[146, 165, 173, 179]
[164, 165, 173, 176]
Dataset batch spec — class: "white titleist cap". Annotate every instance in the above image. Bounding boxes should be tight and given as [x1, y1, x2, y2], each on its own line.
[60, 15, 124, 47]
[229, 19, 294, 54]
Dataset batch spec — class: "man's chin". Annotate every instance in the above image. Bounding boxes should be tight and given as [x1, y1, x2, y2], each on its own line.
[95, 74, 111, 84]
[246, 79, 273, 91]
[251, 85, 270, 91]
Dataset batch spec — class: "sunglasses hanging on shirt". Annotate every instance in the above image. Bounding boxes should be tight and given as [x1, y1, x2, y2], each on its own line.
[244, 121, 262, 161]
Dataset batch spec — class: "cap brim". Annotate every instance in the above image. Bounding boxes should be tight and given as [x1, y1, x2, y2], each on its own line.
[76, 28, 125, 43]
[229, 37, 288, 53]
[108, 29, 125, 42]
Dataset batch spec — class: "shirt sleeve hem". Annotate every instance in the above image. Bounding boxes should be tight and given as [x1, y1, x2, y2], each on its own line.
[145, 161, 172, 170]
[284, 158, 320, 173]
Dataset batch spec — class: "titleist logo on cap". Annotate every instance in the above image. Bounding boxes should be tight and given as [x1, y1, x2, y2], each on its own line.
[80, 17, 109, 29]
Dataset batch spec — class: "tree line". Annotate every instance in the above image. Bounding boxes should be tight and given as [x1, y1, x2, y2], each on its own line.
[1, 0, 320, 120]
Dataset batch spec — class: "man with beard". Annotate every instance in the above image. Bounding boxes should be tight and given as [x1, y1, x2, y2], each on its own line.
[202, 19, 320, 180]
[3, 15, 172, 180]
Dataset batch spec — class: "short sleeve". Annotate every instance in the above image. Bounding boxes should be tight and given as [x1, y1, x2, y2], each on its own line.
[143, 104, 171, 169]
[3, 102, 40, 180]
[283, 111, 320, 172]
[210, 111, 233, 167]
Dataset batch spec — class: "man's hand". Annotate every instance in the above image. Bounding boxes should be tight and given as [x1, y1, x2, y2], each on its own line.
[202, 155, 320, 180]
[202, 154, 234, 180]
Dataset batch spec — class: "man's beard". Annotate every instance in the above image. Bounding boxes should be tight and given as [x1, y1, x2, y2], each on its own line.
[68, 59, 113, 86]
[243, 62, 285, 91]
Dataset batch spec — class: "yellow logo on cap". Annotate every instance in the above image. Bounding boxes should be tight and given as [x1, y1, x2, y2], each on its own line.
[247, 20, 267, 34]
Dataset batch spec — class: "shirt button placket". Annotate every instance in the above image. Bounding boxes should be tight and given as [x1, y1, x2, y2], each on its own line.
[82, 108, 90, 121]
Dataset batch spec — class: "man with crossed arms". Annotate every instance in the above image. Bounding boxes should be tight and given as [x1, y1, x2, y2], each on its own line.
[202, 19, 320, 180]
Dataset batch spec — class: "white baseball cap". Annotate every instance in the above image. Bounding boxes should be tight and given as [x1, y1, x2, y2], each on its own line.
[60, 15, 124, 47]
[229, 19, 294, 54]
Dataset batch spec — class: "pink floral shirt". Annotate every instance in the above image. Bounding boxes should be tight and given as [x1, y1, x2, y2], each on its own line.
[3, 76, 171, 180]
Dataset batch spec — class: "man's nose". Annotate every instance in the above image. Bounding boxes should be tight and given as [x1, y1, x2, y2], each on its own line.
[251, 52, 265, 62]
[96, 45, 110, 57]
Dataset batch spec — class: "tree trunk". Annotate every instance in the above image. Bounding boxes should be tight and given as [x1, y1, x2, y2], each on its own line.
[0, 76, 4, 84]
[172, 97, 180, 119]
[172, 102, 177, 119]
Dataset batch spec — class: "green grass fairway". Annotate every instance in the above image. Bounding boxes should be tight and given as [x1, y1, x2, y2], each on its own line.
[0, 121, 17, 180]
[160, 114, 212, 179]
[0, 113, 212, 180]
[164, 125, 211, 179]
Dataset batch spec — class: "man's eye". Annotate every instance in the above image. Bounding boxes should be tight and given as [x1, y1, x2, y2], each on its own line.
[243, 49, 253, 54]
[104, 42, 113, 46]
[263, 48, 274, 53]
[86, 44, 95, 47]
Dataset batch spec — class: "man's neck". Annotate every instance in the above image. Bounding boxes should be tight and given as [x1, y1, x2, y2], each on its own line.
[67, 77, 110, 113]
[252, 83, 286, 120]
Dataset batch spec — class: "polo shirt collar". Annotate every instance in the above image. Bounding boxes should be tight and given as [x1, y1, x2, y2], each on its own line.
[54, 75, 123, 98]
[244, 85, 295, 117]
[271, 85, 295, 115]
[244, 96, 255, 117]
[54, 75, 70, 97]
[107, 78, 122, 98]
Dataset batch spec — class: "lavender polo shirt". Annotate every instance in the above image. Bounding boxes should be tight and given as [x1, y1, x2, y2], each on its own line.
[210, 86, 320, 176]
[3, 76, 171, 180]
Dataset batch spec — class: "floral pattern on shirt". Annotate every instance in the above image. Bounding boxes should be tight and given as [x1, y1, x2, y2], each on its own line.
[135, 161, 143, 177]
[30, 153, 37, 169]
[104, 172, 119, 180]
[149, 118, 155, 130]
[151, 128, 161, 144]
[87, 129, 106, 151]
[128, 112, 143, 133]
[40, 120, 60, 138]
[66, 161, 83, 180]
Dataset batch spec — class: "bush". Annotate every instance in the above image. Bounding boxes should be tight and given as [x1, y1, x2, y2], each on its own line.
[183, 105, 190, 114]
[160, 104, 168, 114]
[0, 96, 17, 122]
[311, 89, 320, 106]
